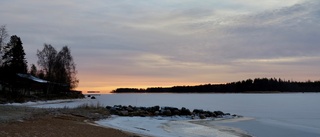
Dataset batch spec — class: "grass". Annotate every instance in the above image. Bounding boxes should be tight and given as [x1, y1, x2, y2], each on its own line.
[76, 102, 104, 109]
[74, 102, 110, 117]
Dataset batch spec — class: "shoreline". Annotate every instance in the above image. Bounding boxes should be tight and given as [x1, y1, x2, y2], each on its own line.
[96, 115, 254, 137]
[0, 105, 142, 137]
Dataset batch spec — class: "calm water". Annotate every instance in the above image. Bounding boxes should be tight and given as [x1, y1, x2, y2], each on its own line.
[89, 93, 320, 136]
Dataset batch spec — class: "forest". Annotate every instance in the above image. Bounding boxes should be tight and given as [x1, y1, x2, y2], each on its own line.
[113, 78, 320, 93]
[0, 25, 82, 103]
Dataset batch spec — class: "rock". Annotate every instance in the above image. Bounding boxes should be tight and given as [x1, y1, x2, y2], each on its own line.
[193, 109, 204, 114]
[172, 110, 180, 115]
[104, 105, 230, 119]
[180, 107, 192, 115]
[127, 107, 134, 112]
[163, 110, 172, 116]
[214, 111, 224, 116]
[199, 114, 206, 119]
[109, 107, 117, 114]
[90, 96, 96, 99]
[119, 110, 129, 116]
[154, 111, 160, 116]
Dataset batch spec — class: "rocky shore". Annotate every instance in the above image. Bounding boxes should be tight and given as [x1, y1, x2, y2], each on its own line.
[106, 105, 240, 119]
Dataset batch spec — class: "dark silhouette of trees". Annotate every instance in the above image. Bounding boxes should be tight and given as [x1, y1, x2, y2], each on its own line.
[37, 44, 79, 89]
[0, 26, 83, 103]
[29, 64, 37, 76]
[2, 35, 28, 74]
[113, 78, 320, 93]
[0, 35, 28, 96]
[37, 44, 57, 81]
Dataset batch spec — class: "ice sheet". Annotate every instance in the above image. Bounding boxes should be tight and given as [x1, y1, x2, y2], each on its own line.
[96, 116, 244, 137]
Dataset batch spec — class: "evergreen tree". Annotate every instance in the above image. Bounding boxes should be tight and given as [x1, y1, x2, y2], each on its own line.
[2, 35, 28, 74]
[29, 64, 37, 76]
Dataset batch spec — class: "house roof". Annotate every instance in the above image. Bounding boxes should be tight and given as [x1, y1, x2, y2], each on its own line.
[17, 73, 49, 83]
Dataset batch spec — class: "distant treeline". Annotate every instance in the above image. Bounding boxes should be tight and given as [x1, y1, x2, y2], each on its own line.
[112, 78, 320, 93]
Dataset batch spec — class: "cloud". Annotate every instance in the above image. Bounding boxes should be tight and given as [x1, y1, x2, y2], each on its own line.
[1, 0, 319, 91]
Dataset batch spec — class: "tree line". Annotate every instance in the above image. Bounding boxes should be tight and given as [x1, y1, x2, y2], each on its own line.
[113, 78, 320, 93]
[0, 25, 80, 101]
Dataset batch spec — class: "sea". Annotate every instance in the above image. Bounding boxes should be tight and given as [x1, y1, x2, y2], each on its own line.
[10, 93, 320, 137]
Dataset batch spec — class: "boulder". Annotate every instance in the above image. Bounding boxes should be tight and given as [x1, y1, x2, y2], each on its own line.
[180, 107, 192, 115]
[214, 111, 224, 116]
[199, 114, 206, 119]
[193, 109, 204, 114]
[163, 110, 172, 116]
[119, 110, 129, 116]
[172, 110, 180, 115]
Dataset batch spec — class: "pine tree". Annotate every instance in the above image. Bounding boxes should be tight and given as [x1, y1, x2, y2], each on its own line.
[30, 64, 37, 76]
[2, 35, 28, 74]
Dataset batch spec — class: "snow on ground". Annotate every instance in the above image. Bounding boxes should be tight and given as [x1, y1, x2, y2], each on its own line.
[6, 98, 97, 108]
[96, 116, 242, 137]
[6, 98, 249, 137]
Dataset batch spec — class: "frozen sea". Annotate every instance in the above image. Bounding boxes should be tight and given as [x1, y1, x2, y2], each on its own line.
[9, 93, 320, 137]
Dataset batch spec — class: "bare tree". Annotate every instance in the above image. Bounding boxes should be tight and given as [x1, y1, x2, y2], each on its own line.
[36, 44, 57, 81]
[37, 44, 79, 89]
[0, 25, 9, 64]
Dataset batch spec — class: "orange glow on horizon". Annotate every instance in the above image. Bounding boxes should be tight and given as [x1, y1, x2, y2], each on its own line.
[75, 75, 223, 94]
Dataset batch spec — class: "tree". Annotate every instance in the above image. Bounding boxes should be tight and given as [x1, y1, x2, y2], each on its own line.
[0, 25, 9, 65]
[2, 35, 28, 74]
[29, 64, 37, 76]
[37, 44, 79, 89]
[56, 46, 79, 89]
[36, 44, 57, 81]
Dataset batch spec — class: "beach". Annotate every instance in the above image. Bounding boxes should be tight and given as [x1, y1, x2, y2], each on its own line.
[0, 105, 142, 137]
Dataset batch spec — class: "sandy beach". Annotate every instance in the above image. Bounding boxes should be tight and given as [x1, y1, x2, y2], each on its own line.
[0, 105, 142, 137]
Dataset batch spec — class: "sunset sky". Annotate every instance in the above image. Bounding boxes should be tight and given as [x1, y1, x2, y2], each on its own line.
[1, 0, 320, 93]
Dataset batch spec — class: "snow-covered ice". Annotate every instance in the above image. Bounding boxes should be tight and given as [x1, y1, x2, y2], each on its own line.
[96, 116, 247, 137]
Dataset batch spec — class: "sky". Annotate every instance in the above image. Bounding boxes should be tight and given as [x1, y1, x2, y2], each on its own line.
[1, 0, 320, 93]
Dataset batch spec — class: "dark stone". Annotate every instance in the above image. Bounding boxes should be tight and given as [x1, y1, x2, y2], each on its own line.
[91, 96, 96, 99]
[154, 111, 160, 116]
[127, 107, 134, 112]
[199, 114, 206, 119]
[180, 107, 192, 115]
[214, 111, 224, 116]
[193, 109, 204, 114]
[172, 110, 180, 115]
[109, 107, 117, 114]
[119, 110, 129, 116]
[163, 110, 172, 116]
